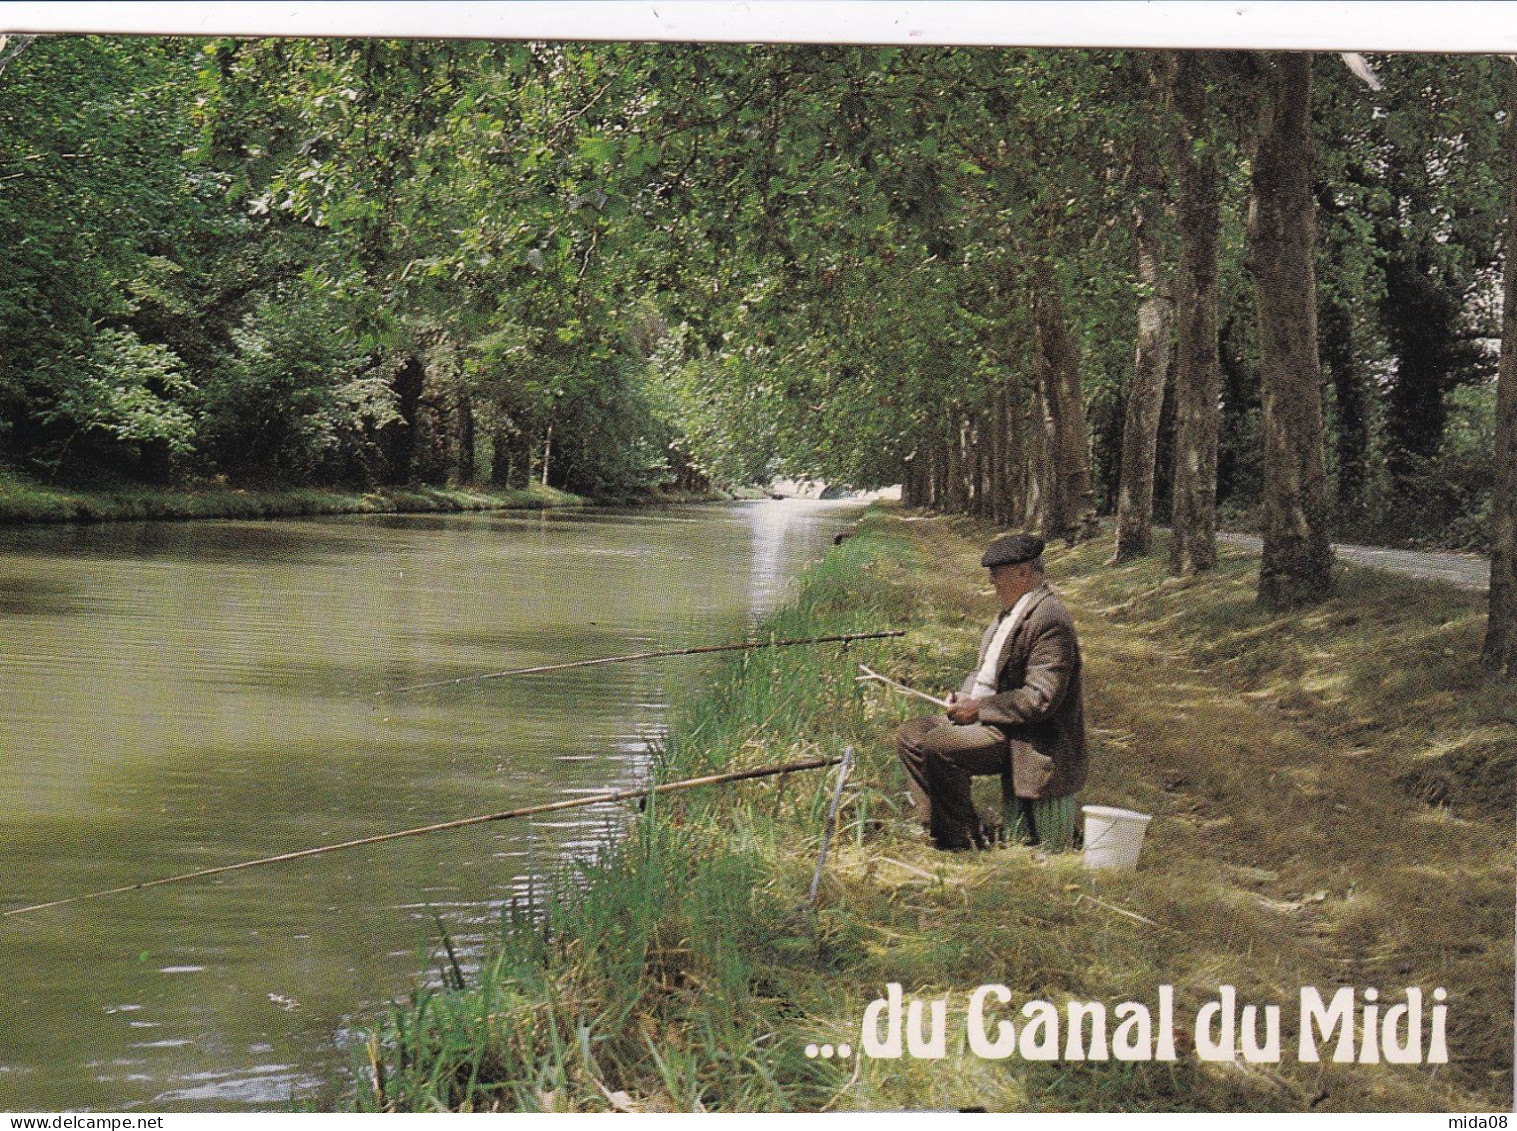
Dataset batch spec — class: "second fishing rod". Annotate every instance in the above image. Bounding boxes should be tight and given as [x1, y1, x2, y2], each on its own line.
[379, 629, 907, 696]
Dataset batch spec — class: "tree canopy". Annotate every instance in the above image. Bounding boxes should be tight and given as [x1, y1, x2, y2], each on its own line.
[0, 41, 1507, 595]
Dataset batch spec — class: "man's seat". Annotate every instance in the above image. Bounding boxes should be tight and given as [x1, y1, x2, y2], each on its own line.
[1000, 771, 1081, 851]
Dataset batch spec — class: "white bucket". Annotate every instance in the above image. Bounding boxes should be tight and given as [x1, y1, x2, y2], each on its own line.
[1081, 805, 1153, 871]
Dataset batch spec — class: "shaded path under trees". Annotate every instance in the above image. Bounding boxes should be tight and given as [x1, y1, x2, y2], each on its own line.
[1218, 532, 1491, 592]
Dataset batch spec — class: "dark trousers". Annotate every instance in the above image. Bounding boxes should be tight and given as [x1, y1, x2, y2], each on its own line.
[895, 715, 1080, 850]
[895, 715, 1009, 848]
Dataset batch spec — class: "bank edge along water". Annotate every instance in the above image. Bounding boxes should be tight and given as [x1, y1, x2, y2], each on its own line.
[0, 475, 597, 526]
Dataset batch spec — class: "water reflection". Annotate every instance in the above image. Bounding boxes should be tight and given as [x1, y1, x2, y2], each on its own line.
[0, 575, 87, 617]
[0, 499, 858, 1111]
[747, 498, 840, 611]
[1, 519, 372, 565]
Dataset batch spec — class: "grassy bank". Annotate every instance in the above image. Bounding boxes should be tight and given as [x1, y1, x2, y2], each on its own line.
[348, 511, 1512, 1112]
[0, 470, 596, 524]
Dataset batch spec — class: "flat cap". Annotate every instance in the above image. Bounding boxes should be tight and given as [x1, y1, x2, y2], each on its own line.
[981, 534, 1045, 569]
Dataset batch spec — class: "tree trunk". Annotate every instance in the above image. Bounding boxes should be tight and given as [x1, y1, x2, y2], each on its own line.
[493, 421, 535, 490]
[1320, 293, 1368, 521]
[381, 354, 426, 486]
[1483, 70, 1517, 678]
[136, 438, 174, 486]
[1006, 382, 1023, 525]
[963, 419, 976, 513]
[489, 422, 514, 488]
[945, 416, 968, 511]
[1030, 255, 1099, 543]
[1167, 50, 1223, 576]
[413, 388, 451, 485]
[1314, 183, 1370, 523]
[900, 454, 917, 506]
[455, 388, 476, 484]
[1008, 381, 1032, 528]
[1249, 51, 1333, 609]
[1113, 127, 1175, 562]
[1379, 243, 1461, 500]
[1026, 356, 1056, 537]
[972, 419, 988, 517]
[990, 381, 1011, 525]
[983, 391, 995, 518]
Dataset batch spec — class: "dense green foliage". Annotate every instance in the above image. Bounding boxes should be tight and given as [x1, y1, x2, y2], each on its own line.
[0, 39, 1505, 541]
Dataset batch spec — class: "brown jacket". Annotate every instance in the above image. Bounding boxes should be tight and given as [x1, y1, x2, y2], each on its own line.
[959, 583, 1088, 800]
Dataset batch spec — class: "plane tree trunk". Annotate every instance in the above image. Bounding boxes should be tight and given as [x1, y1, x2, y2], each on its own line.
[1249, 51, 1334, 609]
[1030, 254, 1100, 544]
[1168, 50, 1223, 576]
[1113, 117, 1176, 562]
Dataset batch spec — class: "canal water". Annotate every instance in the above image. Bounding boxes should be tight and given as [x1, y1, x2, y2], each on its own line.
[0, 499, 859, 1111]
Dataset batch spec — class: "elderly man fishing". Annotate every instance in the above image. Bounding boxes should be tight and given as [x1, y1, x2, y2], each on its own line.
[893, 534, 1088, 852]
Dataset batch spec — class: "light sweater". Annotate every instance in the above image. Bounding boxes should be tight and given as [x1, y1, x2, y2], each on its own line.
[969, 588, 1038, 699]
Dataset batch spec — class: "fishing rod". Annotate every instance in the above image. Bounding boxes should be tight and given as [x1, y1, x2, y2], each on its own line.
[4, 756, 839, 919]
[808, 745, 855, 908]
[854, 664, 952, 709]
[379, 630, 906, 696]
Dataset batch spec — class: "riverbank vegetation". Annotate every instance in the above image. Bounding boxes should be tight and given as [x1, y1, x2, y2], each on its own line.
[0, 470, 592, 524]
[349, 511, 1511, 1112]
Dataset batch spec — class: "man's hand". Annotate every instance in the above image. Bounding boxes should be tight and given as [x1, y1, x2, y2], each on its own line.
[946, 696, 981, 725]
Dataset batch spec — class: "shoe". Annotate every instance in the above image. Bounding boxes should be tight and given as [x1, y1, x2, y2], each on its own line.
[933, 838, 978, 853]
[930, 827, 978, 852]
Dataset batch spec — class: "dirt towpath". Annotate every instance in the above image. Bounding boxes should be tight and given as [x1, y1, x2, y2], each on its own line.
[1219, 533, 1490, 592]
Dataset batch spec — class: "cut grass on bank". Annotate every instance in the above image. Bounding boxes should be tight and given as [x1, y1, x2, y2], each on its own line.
[350, 510, 1512, 1113]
